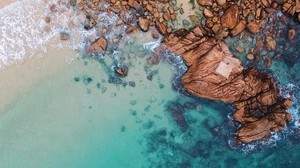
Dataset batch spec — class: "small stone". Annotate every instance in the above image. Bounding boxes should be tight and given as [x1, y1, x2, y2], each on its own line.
[216, 0, 226, 6]
[125, 25, 139, 34]
[121, 126, 126, 132]
[112, 38, 120, 44]
[114, 66, 128, 78]
[130, 100, 137, 105]
[145, 4, 153, 11]
[235, 46, 244, 53]
[151, 31, 160, 39]
[246, 21, 261, 33]
[147, 74, 153, 81]
[50, 4, 58, 13]
[84, 15, 97, 30]
[129, 81, 136, 87]
[69, 0, 76, 6]
[212, 24, 221, 33]
[83, 77, 93, 85]
[246, 54, 255, 60]
[138, 17, 150, 32]
[265, 35, 276, 51]
[45, 16, 51, 23]
[288, 28, 296, 41]
[74, 77, 80, 82]
[263, 56, 272, 67]
[182, 19, 190, 26]
[197, 0, 213, 6]
[153, 12, 160, 18]
[60, 32, 69, 41]
[155, 21, 167, 35]
[203, 8, 214, 17]
[168, 6, 175, 14]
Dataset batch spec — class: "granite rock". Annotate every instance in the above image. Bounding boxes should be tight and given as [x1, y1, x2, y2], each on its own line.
[162, 27, 292, 143]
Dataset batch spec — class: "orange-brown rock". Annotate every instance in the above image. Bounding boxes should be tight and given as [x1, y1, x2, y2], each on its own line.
[203, 8, 214, 18]
[246, 21, 262, 33]
[155, 21, 167, 35]
[162, 27, 292, 143]
[288, 28, 296, 41]
[221, 5, 239, 29]
[87, 36, 108, 53]
[216, 0, 226, 6]
[246, 53, 255, 60]
[114, 66, 128, 78]
[230, 21, 246, 36]
[158, 0, 170, 3]
[265, 35, 276, 51]
[138, 17, 150, 32]
[197, 0, 213, 6]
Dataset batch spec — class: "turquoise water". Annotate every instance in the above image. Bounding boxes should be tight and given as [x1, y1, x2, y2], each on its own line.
[0, 3, 300, 168]
[1, 38, 300, 168]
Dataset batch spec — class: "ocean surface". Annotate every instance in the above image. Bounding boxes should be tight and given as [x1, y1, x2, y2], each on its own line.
[0, 1, 300, 168]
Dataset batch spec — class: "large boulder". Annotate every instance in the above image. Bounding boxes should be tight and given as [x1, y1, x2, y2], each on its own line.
[87, 37, 108, 53]
[221, 5, 239, 29]
[162, 27, 292, 143]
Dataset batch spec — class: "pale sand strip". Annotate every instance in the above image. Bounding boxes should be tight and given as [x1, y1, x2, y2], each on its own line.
[0, 0, 18, 9]
[0, 48, 77, 113]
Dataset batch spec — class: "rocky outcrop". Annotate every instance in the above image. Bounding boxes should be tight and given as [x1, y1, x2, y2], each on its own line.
[162, 27, 292, 143]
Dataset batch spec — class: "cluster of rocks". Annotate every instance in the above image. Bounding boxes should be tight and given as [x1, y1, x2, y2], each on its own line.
[73, 0, 178, 39]
[53, 0, 298, 143]
[198, 0, 298, 38]
[161, 27, 293, 143]
[282, 0, 300, 22]
[197, 0, 299, 68]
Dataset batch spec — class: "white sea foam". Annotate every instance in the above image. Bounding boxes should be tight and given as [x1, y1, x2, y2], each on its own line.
[0, 0, 86, 69]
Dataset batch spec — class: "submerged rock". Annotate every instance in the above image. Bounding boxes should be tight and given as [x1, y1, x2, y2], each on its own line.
[162, 27, 293, 143]
[114, 66, 128, 78]
[288, 28, 296, 41]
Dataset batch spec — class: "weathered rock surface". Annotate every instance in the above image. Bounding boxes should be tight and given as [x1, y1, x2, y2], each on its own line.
[138, 17, 150, 32]
[197, 0, 213, 6]
[87, 36, 108, 53]
[221, 5, 239, 29]
[162, 27, 292, 143]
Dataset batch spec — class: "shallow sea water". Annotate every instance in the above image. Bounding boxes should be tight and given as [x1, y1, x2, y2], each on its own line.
[1, 1, 300, 168]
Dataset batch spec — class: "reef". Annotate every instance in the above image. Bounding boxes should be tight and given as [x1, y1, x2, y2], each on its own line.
[161, 27, 292, 143]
